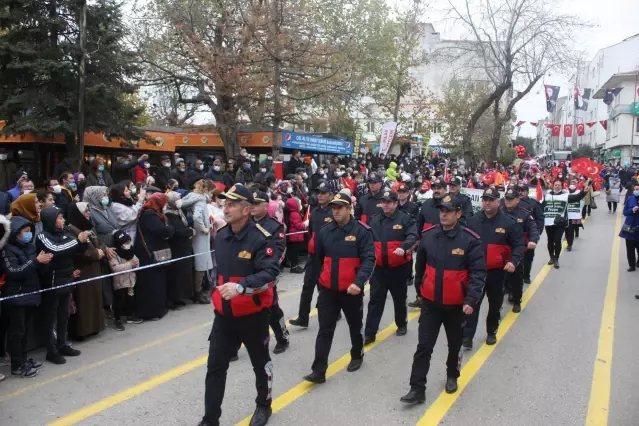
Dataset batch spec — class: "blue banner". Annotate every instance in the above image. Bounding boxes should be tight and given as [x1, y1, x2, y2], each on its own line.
[281, 131, 353, 155]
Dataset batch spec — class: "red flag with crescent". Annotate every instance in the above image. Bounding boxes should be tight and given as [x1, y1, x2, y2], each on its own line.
[551, 125, 561, 137]
[600, 120, 607, 130]
[563, 125, 573, 138]
[586, 121, 596, 128]
[576, 124, 585, 136]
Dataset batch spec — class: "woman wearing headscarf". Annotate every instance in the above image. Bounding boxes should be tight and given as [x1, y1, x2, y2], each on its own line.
[110, 181, 145, 243]
[66, 202, 107, 339]
[10, 193, 43, 236]
[134, 193, 174, 319]
[164, 191, 195, 307]
[180, 179, 213, 303]
[83, 185, 120, 310]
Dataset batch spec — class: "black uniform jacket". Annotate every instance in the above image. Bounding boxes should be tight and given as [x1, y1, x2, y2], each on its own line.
[368, 210, 417, 268]
[467, 210, 525, 270]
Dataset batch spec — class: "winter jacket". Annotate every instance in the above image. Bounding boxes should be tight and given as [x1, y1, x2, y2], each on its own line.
[111, 200, 143, 243]
[0, 216, 40, 305]
[181, 191, 213, 271]
[85, 171, 114, 188]
[108, 252, 138, 290]
[133, 163, 149, 184]
[154, 166, 173, 191]
[620, 195, 639, 241]
[35, 207, 87, 295]
[385, 162, 398, 181]
[285, 198, 305, 243]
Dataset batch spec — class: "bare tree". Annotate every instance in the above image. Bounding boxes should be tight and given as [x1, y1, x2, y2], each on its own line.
[444, 0, 583, 163]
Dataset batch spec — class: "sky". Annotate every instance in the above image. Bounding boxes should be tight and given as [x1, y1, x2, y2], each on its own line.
[419, 0, 639, 138]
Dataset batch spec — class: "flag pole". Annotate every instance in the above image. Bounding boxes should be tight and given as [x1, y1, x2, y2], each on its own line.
[631, 72, 638, 167]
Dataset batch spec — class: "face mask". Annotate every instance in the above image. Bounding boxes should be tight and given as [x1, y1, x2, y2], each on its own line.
[144, 163, 150, 169]
[18, 232, 33, 244]
[130, 187, 137, 194]
[242, 152, 248, 158]
[101, 197, 110, 206]
[123, 160, 130, 165]
[335, 171, 344, 177]
[634, 191, 639, 197]
[163, 162, 171, 168]
[250, 157, 256, 162]
[302, 173, 308, 179]
[569, 185, 576, 190]
[23, 189, 32, 194]
[260, 168, 267, 173]
[243, 163, 250, 169]
[98, 165, 105, 172]
[286, 187, 293, 194]
[0, 154, 7, 160]
[67, 182, 77, 190]
[558, 175, 563, 178]
[267, 156, 273, 161]
[89, 156, 95, 162]
[197, 164, 204, 170]
[122, 242, 132, 250]
[213, 166, 221, 172]
[175, 199, 183, 208]
[179, 167, 185, 172]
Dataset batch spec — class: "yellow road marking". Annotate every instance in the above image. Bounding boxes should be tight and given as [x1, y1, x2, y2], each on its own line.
[416, 260, 553, 425]
[47, 284, 323, 426]
[0, 288, 300, 403]
[235, 309, 421, 426]
[585, 212, 622, 425]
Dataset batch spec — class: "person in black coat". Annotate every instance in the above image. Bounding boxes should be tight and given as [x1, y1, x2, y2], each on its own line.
[204, 159, 224, 183]
[1, 216, 52, 376]
[164, 191, 195, 306]
[187, 159, 205, 189]
[112, 153, 143, 184]
[223, 162, 236, 190]
[133, 193, 175, 319]
[286, 150, 305, 177]
[171, 159, 189, 189]
[35, 207, 89, 364]
[154, 155, 174, 191]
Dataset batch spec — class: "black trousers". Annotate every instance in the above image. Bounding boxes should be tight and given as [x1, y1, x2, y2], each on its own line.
[464, 269, 505, 339]
[507, 263, 524, 304]
[545, 225, 564, 260]
[297, 255, 320, 322]
[113, 288, 134, 320]
[311, 286, 363, 375]
[365, 265, 409, 337]
[203, 310, 272, 425]
[6, 305, 36, 369]
[286, 241, 304, 268]
[625, 239, 639, 268]
[564, 223, 580, 247]
[582, 205, 591, 219]
[409, 304, 464, 391]
[42, 292, 71, 355]
[269, 287, 289, 344]
[523, 249, 535, 281]
[608, 201, 618, 213]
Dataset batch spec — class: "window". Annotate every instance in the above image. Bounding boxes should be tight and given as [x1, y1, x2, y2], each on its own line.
[366, 122, 375, 133]
[636, 118, 639, 133]
[613, 117, 619, 138]
[430, 122, 442, 134]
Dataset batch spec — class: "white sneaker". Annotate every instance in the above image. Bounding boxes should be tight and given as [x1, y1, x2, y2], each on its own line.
[0, 373, 6, 382]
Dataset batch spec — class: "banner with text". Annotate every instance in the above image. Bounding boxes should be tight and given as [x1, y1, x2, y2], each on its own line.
[417, 188, 540, 215]
[281, 131, 353, 155]
[379, 121, 397, 156]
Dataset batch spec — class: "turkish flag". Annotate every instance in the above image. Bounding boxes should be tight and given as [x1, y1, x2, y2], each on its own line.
[530, 122, 538, 126]
[564, 125, 573, 137]
[576, 124, 585, 136]
[584, 160, 603, 180]
[515, 121, 525, 127]
[586, 122, 596, 128]
[600, 120, 607, 130]
[536, 179, 543, 201]
[551, 125, 561, 137]
[571, 158, 590, 174]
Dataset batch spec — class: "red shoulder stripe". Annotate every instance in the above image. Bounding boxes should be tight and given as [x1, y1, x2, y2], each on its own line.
[462, 227, 480, 239]
[358, 220, 371, 230]
[423, 224, 438, 232]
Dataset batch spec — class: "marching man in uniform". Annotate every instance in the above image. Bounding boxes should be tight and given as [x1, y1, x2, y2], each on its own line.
[304, 192, 376, 384]
[355, 172, 385, 224]
[400, 195, 485, 404]
[365, 190, 417, 344]
[199, 185, 280, 426]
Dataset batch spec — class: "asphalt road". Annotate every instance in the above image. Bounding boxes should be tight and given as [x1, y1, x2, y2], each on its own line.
[0, 208, 635, 426]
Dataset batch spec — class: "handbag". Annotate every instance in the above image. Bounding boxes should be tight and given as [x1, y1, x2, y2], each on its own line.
[591, 198, 598, 209]
[622, 209, 639, 235]
[137, 222, 172, 263]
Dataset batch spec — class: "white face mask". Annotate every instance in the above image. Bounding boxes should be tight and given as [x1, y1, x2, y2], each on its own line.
[260, 168, 267, 173]
[22, 189, 32, 194]
[286, 187, 293, 194]
[569, 184, 576, 190]
[213, 166, 221, 172]
[144, 163, 150, 169]
[52, 184, 62, 194]
[302, 173, 308, 179]
[175, 199, 183, 208]
[197, 164, 204, 170]
[122, 243, 132, 250]
[335, 171, 344, 177]
[163, 162, 171, 168]
[0, 154, 7, 160]
[267, 156, 273, 161]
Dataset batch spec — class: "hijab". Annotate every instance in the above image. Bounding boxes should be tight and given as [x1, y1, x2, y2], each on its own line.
[165, 191, 187, 226]
[10, 193, 40, 222]
[83, 185, 108, 211]
[67, 202, 93, 231]
[142, 192, 168, 221]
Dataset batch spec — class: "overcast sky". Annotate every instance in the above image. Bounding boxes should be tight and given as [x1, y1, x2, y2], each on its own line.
[421, 0, 639, 137]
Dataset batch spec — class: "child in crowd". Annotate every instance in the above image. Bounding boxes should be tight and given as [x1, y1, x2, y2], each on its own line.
[1, 216, 52, 377]
[108, 230, 141, 331]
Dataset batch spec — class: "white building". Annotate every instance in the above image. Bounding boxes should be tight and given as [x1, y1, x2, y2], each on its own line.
[535, 119, 551, 158]
[593, 71, 639, 166]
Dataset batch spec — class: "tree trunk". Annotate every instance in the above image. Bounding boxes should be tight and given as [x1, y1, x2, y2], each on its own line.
[461, 83, 510, 165]
[64, 132, 83, 170]
[489, 94, 504, 162]
[270, 0, 283, 161]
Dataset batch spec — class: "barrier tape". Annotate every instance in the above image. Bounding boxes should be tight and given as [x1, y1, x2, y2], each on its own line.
[0, 229, 310, 302]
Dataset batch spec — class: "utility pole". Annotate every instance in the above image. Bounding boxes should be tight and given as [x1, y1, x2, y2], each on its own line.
[77, 0, 87, 163]
[572, 60, 580, 150]
[631, 72, 638, 166]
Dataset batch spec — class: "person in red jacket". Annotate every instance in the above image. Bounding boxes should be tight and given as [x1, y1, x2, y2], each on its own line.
[285, 197, 306, 273]
[133, 157, 150, 184]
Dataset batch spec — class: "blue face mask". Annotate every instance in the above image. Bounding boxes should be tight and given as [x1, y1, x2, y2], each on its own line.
[634, 191, 639, 197]
[98, 165, 105, 172]
[18, 232, 32, 244]
[101, 197, 110, 206]
[67, 182, 77, 190]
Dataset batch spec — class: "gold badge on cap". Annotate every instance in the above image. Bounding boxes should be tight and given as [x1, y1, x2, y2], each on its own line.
[335, 193, 342, 199]
[253, 192, 258, 198]
[229, 185, 237, 192]
[384, 191, 390, 197]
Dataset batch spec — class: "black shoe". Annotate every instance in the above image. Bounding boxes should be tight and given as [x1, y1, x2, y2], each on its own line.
[303, 371, 326, 384]
[462, 338, 472, 350]
[512, 303, 521, 313]
[289, 317, 308, 328]
[523, 277, 531, 284]
[127, 316, 144, 324]
[347, 358, 363, 372]
[197, 420, 217, 426]
[59, 345, 81, 357]
[273, 341, 289, 354]
[507, 294, 514, 303]
[408, 299, 422, 308]
[364, 335, 376, 345]
[396, 326, 407, 336]
[486, 334, 497, 345]
[400, 388, 425, 404]
[175, 300, 187, 306]
[46, 353, 66, 365]
[230, 354, 239, 362]
[547, 258, 555, 265]
[290, 266, 304, 274]
[11, 362, 38, 378]
[27, 358, 43, 370]
[566, 245, 572, 252]
[196, 293, 210, 305]
[248, 405, 272, 426]
[445, 377, 458, 394]
[554, 260, 560, 269]
[628, 267, 636, 272]
[114, 320, 125, 331]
